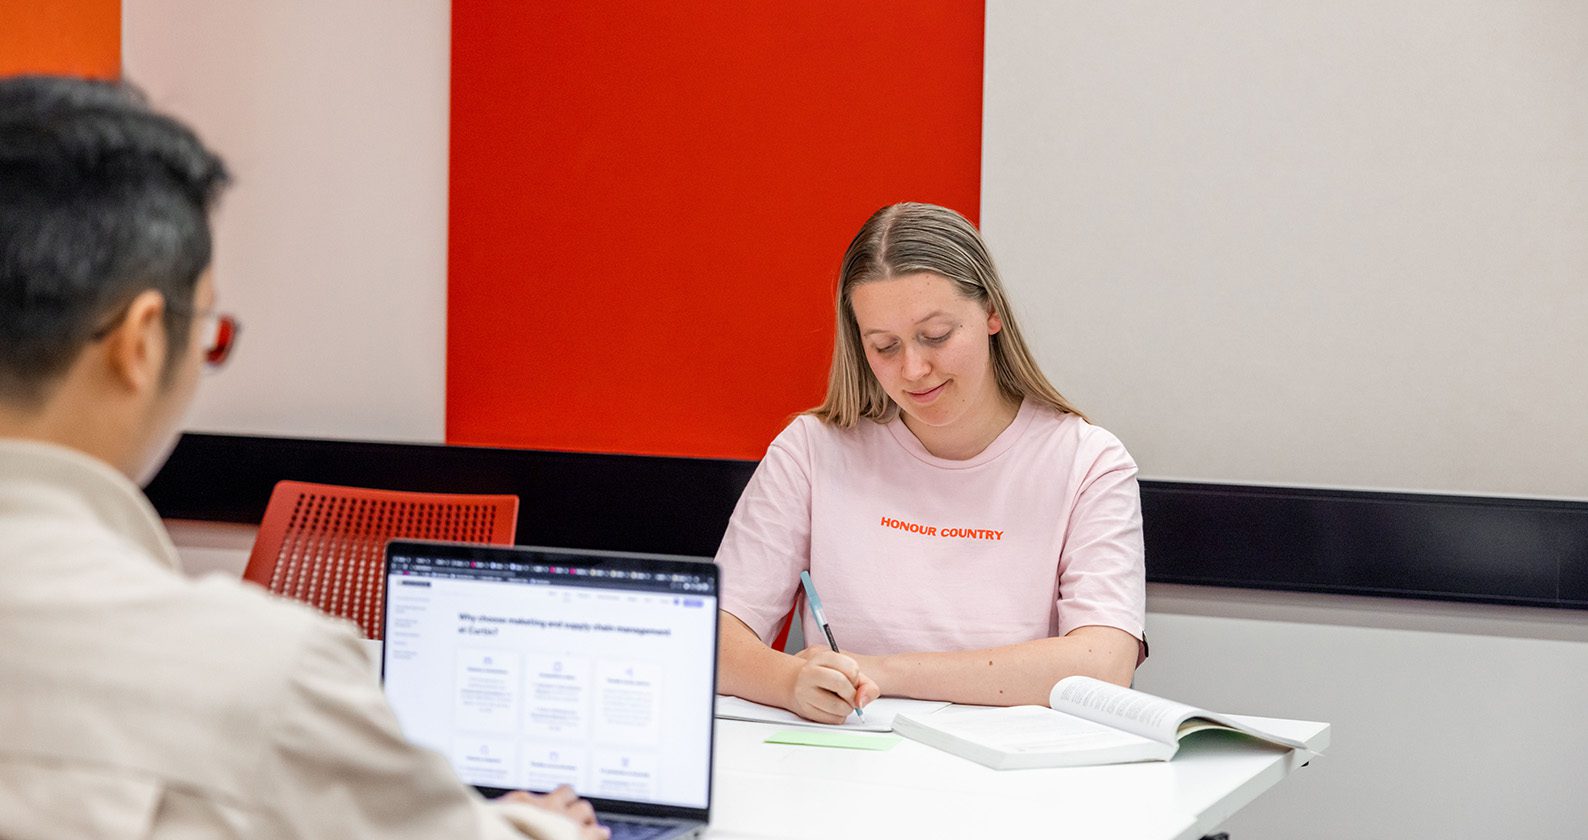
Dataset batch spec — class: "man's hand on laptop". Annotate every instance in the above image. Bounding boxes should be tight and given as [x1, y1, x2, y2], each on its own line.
[501, 786, 610, 839]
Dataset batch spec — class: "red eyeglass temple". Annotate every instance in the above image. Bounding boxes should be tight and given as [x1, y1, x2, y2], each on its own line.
[206, 316, 238, 366]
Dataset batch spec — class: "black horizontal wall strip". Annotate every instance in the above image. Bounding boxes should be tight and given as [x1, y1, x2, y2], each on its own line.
[144, 433, 755, 558]
[146, 433, 1588, 610]
[1140, 482, 1588, 609]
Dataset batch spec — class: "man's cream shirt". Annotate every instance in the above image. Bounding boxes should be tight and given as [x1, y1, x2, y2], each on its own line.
[0, 439, 577, 840]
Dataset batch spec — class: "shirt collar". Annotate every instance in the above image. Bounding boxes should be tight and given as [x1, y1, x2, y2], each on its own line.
[884, 397, 1038, 470]
[0, 438, 184, 572]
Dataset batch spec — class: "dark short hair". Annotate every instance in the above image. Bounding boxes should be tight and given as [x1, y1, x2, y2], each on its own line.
[0, 74, 229, 405]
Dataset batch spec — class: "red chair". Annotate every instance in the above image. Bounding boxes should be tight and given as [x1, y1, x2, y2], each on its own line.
[770, 592, 805, 653]
[242, 480, 518, 639]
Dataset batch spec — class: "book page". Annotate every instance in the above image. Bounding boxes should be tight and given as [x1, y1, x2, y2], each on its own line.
[1175, 710, 1312, 752]
[1048, 676, 1204, 744]
[714, 695, 950, 732]
[1049, 677, 1314, 753]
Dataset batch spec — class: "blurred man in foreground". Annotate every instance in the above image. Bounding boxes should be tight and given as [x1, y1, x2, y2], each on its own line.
[0, 75, 605, 840]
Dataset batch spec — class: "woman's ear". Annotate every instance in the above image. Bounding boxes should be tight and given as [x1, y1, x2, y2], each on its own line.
[987, 307, 1003, 336]
[104, 290, 168, 395]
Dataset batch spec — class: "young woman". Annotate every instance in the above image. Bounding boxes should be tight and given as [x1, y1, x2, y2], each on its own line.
[715, 203, 1147, 724]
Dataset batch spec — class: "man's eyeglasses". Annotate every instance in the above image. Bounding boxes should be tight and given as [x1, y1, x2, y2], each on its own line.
[90, 297, 241, 369]
[180, 306, 241, 369]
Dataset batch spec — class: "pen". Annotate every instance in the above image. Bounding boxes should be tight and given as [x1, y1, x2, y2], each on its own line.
[798, 570, 863, 720]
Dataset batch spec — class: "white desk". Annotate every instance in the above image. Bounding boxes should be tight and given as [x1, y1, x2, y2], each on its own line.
[706, 715, 1326, 840]
[361, 641, 1326, 839]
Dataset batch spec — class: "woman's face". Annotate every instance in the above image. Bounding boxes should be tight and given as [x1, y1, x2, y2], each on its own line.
[849, 272, 1004, 438]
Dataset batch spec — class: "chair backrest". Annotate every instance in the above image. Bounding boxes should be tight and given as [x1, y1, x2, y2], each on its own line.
[770, 591, 805, 653]
[242, 480, 518, 639]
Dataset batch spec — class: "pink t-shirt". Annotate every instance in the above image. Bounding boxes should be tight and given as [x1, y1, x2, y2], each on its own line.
[715, 399, 1146, 656]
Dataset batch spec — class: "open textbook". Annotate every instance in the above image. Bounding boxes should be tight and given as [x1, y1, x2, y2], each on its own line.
[892, 676, 1315, 770]
[715, 695, 951, 733]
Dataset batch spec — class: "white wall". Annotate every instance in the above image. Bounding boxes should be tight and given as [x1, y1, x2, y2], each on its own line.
[1138, 587, 1588, 838]
[983, 0, 1588, 500]
[123, 0, 450, 443]
[983, 3, 1588, 836]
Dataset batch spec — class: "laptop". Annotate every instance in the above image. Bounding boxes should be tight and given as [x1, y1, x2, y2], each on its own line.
[381, 540, 719, 840]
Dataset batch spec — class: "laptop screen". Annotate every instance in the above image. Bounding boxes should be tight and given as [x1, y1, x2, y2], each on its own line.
[381, 541, 718, 814]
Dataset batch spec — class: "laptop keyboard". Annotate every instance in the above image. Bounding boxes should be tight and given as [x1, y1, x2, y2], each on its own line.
[603, 818, 680, 840]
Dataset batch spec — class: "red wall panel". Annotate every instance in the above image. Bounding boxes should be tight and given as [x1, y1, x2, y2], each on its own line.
[448, 3, 983, 459]
[0, 0, 120, 79]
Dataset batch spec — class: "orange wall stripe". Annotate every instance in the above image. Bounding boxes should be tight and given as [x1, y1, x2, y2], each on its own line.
[448, 2, 984, 460]
[0, 0, 120, 79]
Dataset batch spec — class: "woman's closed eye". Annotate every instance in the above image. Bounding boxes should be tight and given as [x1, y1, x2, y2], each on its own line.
[871, 327, 952, 355]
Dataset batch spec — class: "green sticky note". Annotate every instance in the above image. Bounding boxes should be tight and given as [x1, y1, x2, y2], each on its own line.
[764, 730, 902, 751]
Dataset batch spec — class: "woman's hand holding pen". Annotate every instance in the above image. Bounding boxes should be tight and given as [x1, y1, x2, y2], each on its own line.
[787, 647, 880, 724]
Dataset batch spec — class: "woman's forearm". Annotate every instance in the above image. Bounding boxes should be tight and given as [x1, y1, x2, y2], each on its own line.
[858, 625, 1139, 706]
[716, 611, 801, 709]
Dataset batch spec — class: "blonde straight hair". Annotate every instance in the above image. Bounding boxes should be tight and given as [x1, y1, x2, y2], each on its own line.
[809, 202, 1087, 427]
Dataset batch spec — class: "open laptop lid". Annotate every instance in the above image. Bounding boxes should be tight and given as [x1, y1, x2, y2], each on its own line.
[381, 540, 718, 822]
